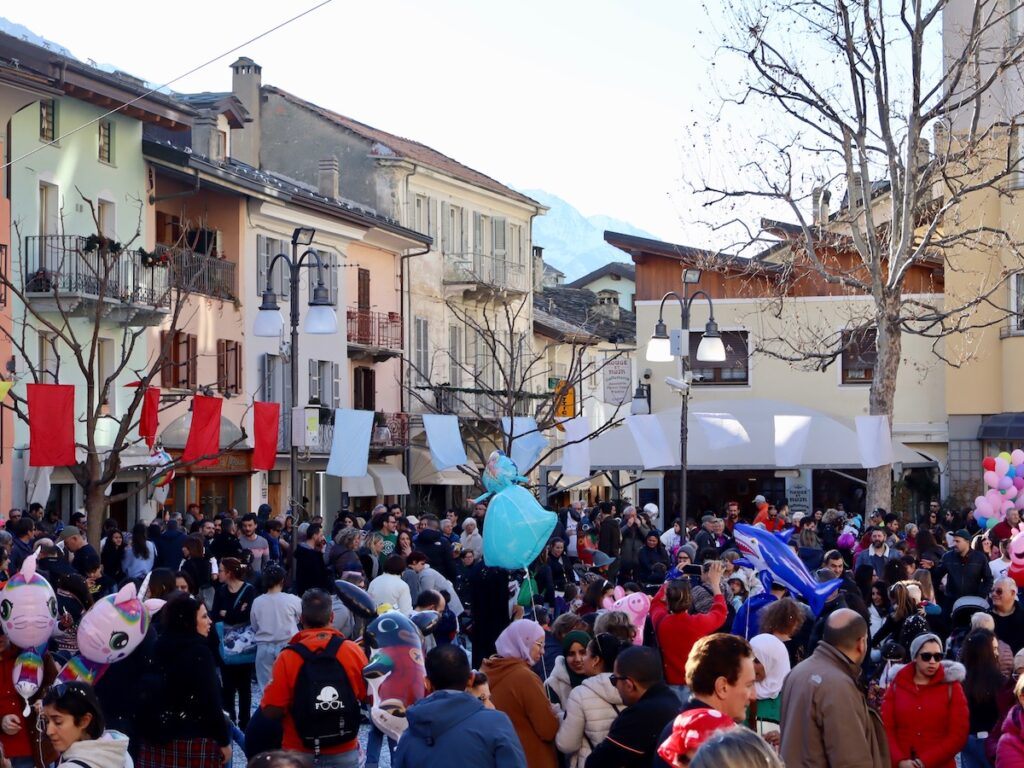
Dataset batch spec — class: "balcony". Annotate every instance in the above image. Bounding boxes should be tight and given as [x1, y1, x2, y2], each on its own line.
[157, 245, 237, 301]
[443, 253, 529, 297]
[277, 410, 409, 455]
[346, 308, 402, 361]
[23, 235, 169, 325]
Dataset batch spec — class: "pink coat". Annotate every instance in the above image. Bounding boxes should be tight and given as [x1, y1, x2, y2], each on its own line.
[997, 705, 1024, 768]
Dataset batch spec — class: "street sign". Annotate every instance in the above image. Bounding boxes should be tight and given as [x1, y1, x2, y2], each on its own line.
[554, 380, 575, 421]
[603, 356, 632, 405]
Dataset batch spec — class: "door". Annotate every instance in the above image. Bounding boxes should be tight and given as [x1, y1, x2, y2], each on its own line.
[107, 483, 131, 531]
[198, 477, 232, 517]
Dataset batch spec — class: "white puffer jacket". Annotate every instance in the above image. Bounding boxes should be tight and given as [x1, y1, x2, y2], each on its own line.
[545, 655, 573, 708]
[555, 672, 623, 768]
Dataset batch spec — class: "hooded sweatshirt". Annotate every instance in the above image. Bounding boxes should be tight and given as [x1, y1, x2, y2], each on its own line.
[392, 689, 526, 768]
[58, 730, 133, 768]
[555, 673, 622, 768]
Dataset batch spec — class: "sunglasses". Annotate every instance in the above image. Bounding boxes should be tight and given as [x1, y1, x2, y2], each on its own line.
[608, 673, 632, 686]
[917, 652, 942, 662]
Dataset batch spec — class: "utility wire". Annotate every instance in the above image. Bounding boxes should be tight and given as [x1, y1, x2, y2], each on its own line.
[3, 0, 334, 171]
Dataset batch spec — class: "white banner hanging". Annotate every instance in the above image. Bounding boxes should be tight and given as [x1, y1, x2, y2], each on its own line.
[856, 415, 895, 469]
[561, 417, 591, 477]
[626, 414, 676, 470]
[327, 409, 374, 477]
[695, 412, 751, 451]
[774, 415, 812, 467]
[422, 414, 468, 471]
[501, 416, 548, 474]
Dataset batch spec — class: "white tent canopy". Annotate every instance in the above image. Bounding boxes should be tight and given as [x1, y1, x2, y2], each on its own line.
[553, 399, 932, 471]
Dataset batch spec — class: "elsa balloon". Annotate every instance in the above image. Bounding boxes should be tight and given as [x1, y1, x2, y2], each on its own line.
[56, 573, 166, 684]
[476, 450, 556, 570]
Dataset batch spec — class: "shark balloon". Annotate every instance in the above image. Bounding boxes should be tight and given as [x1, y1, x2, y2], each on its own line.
[732, 524, 843, 616]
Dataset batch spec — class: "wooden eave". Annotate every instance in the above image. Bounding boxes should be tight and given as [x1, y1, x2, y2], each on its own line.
[57, 67, 193, 130]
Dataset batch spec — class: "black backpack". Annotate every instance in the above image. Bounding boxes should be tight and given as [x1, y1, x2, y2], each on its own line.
[284, 635, 360, 754]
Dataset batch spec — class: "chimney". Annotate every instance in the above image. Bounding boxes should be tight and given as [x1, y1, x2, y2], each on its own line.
[915, 138, 931, 171]
[848, 172, 864, 209]
[819, 188, 831, 223]
[318, 157, 339, 200]
[811, 186, 822, 224]
[533, 245, 545, 291]
[192, 110, 223, 162]
[230, 57, 261, 168]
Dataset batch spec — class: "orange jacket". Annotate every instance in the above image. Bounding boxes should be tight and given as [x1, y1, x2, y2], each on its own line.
[261, 627, 369, 755]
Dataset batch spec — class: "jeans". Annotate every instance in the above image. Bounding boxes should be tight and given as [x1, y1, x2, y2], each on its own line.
[365, 722, 396, 767]
[256, 641, 287, 691]
[961, 735, 994, 768]
[315, 749, 361, 768]
[221, 663, 253, 729]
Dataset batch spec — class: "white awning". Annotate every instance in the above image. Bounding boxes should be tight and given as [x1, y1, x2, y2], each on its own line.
[552, 399, 935, 471]
[367, 463, 410, 496]
[409, 447, 475, 486]
[341, 474, 377, 497]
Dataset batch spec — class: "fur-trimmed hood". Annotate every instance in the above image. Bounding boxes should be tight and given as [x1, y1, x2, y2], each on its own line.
[890, 659, 966, 686]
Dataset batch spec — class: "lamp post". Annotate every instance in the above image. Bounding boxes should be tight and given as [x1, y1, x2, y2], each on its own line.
[253, 226, 338, 520]
[645, 269, 725, 530]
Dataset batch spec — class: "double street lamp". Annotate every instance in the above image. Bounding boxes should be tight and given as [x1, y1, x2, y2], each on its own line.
[645, 268, 725, 530]
[253, 226, 338, 519]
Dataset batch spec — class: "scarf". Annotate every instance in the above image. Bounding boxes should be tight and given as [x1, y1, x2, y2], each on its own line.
[562, 630, 592, 688]
[495, 619, 544, 662]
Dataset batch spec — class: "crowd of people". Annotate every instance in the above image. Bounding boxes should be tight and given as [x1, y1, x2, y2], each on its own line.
[0, 493, 1023, 767]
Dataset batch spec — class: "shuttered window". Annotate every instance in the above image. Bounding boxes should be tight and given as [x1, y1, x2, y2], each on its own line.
[841, 328, 877, 384]
[690, 330, 749, 385]
[357, 268, 370, 310]
[161, 330, 197, 389]
[492, 217, 507, 258]
[307, 250, 338, 306]
[216, 340, 242, 394]
[256, 234, 289, 301]
[449, 324, 463, 388]
[414, 317, 429, 384]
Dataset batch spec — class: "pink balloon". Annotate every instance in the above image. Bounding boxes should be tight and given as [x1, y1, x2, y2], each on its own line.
[1012, 450, 1024, 465]
[1006, 486, 1018, 500]
[986, 471, 1001, 488]
[997, 458, 1011, 475]
[1003, 500, 1015, 514]
[988, 489, 1004, 506]
[1014, 477, 1024, 490]
[1016, 496, 1024, 511]
[976, 499, 994, 516]
[1002, 476, 1015, 491]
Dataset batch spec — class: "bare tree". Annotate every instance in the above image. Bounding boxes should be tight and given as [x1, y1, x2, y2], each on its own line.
[690, 0, 1024, 512]
[6, 192, 247, 544]
[405, 295, 630, 488]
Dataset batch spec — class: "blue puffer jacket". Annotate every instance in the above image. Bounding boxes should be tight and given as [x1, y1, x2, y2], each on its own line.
[392, 689, 526, 768]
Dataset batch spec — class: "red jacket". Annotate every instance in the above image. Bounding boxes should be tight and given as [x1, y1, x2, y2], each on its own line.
[649, 584, 727, 685]
[881, 662, 968, 768]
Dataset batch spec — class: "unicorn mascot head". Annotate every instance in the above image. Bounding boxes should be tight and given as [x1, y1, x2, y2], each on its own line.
[56, 572, 165, 684]
[3, 553, 58, 716]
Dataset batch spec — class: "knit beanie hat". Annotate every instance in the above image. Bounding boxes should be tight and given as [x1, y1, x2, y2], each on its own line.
[679, 542, 698, 561]
[909, 632, 942, 660]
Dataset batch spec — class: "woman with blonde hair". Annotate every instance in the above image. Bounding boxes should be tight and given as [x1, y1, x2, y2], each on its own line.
[593, 610, 637, 645]
[689, 727, 784, 768]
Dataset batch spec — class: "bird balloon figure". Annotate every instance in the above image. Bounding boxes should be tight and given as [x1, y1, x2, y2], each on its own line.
[1008, 524, 1024, 590]
[55, 573, 166, 684]
[476, 450, 556, 570]
[2, 553, 58, 715]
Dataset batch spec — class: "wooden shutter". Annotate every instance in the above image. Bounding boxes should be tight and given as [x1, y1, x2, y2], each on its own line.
[440, 202, 450, 253]
[427, 198, 436, 240]
[232, 342, 242, 393]
[329, 252, 338, 306]
[365, 367, 376, 412]
[472, 212, 482, 256]
[276, 238, 290, 302]
[186, 334, 198, 389]
[308, 358, 320, 403]
[261, 353, 273, 402]
[358, 268, 370, 310]
[257, 235, 268, 298]
[160, 330, 173, 387]
[216, 339, 227, 392]
[332, 362, 341, 409]
[493, 218, 507, 258]
[449, 324, 462, 387]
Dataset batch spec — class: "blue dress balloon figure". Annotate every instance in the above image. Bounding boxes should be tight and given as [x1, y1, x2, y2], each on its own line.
[476, 450, 556, 570]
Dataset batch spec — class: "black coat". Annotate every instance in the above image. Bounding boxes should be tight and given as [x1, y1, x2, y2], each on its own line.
[140, 630, 229, 746]
[935, 549, 993, 607]
[95, 624, 157, 746]
[585, 682, 680, 768]
[415, 528, 457, 581]
[155, 528, 187, 570]
[293, 544, 332, 597]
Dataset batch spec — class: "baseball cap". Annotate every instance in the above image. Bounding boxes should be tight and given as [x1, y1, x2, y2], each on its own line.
[643, 503, 659, 516]
[57, 527, 82, 543]
[753, 495, 767, 505]
[405, 515, 420, 527]
[953, 528, 972, 542]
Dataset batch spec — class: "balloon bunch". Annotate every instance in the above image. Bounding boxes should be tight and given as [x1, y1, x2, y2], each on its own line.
[975, 450, 1024, 529]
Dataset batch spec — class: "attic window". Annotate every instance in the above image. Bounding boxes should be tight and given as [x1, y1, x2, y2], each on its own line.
[596, 289, 619, 306]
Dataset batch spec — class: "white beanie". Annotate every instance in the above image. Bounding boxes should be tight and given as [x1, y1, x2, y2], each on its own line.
[909, 633, 942, 660]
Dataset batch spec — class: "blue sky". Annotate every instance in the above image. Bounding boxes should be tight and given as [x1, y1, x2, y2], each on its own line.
[5, 1, 732, 245]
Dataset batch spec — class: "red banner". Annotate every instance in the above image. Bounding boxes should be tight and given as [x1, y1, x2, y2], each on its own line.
[139, 387, 160, 449]
[28, 384, 76, 467]
[253, 401, 280, 471]
[182, 395, 222, 467]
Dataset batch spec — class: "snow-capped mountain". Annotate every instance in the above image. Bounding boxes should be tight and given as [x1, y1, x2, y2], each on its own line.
[522, 189, 656, 281]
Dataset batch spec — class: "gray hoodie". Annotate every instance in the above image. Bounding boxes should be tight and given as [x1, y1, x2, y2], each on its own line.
[58, 730, 133, 768]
